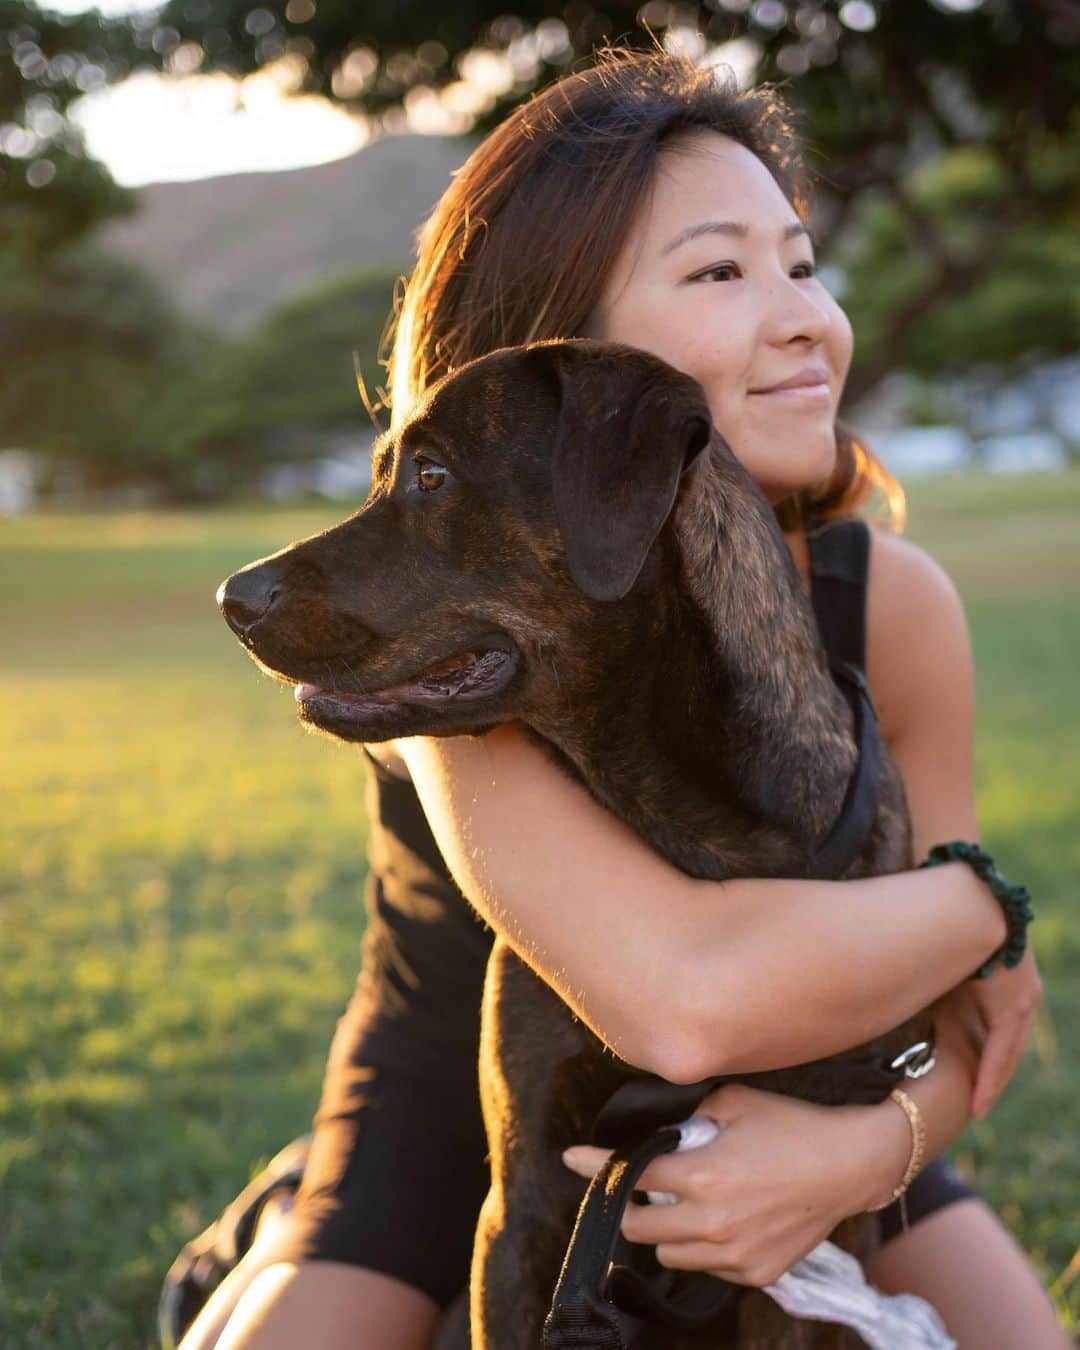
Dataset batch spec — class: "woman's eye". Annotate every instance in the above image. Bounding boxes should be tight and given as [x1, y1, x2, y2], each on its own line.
[697, 263, 740, 282]
[694, 260, 817, 282]
[415, 459, 448, 492]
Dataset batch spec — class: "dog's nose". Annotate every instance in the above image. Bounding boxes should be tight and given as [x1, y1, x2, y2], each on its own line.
[217, 565, 283, 635]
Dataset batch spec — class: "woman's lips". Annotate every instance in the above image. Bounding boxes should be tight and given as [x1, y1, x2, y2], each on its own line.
[756, 380, 831, 394]
[750, 382, 830, 401]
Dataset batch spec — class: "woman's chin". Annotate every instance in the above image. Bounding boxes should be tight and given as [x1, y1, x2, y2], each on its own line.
[724, 420, 838, 503]
[757, 456, 837, 504]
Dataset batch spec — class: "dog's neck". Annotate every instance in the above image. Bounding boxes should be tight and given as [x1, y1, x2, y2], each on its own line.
[670, 443, 857, 820]
[539, 439, 859, 874]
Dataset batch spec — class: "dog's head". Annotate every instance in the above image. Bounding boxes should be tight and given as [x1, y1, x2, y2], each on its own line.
[217, 338, 718, 743]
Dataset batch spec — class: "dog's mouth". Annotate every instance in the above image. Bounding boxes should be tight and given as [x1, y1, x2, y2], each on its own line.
[293, 639, 520, 733]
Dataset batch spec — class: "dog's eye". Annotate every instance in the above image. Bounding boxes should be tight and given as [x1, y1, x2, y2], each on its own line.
[415, 459, 448, 493]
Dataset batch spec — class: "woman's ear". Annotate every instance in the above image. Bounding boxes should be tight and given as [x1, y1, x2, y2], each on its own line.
[538, 341, 713, 601]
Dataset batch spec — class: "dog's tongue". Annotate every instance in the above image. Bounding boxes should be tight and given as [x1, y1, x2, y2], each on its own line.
[421, 651, 477, 679]
[295, 648, 503, 708]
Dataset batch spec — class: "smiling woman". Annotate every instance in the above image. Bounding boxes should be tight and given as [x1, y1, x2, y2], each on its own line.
[173, 39, 1063, 1350]
[578, 131, 852, 506]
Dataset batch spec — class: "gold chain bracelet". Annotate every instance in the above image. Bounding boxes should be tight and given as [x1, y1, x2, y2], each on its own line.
[866, 1086, 926, 1231]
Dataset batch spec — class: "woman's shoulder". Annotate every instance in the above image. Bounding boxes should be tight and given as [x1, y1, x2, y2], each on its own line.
[864, 522, 973, 745]
[865, 518, 960, 587]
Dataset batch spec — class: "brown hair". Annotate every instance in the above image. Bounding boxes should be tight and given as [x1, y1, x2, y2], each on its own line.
[383, 40, 905, 533]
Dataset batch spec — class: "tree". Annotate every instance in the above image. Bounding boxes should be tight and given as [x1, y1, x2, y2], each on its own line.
[4, 0, 1078, 489]
[150, 261, 402, 496]
[839, 135, 1080, 385]
[0, 0, 141, 258]
[0, 239, 216, 491]
[7, 0, 1078, 282]
[142, 0, 1080, 395]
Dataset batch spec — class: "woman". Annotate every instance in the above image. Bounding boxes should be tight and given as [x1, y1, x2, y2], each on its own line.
[181, 44, 1061, 1350]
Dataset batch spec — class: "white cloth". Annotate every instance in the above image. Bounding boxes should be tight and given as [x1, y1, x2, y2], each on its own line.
[645, 1115, 955, 1350]
[764, 1239, 955, 1349]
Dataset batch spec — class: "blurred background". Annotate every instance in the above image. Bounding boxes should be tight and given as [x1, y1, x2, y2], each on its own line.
[2, 1, 1078, 1345]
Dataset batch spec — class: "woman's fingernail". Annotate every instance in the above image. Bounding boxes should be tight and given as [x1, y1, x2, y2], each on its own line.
[562, 1148, 580, 1167]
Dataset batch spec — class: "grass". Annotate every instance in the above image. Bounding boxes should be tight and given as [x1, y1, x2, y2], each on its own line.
[1, 472, 1078, 1345]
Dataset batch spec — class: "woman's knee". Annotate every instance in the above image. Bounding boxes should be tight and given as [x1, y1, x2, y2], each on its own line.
[866, 1196, 1071, 1349]
[209, 1260, 442, 1350]
[175, 1190, 304, 1350]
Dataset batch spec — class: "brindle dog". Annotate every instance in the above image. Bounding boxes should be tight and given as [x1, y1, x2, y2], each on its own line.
[218, 338, 931, 1349]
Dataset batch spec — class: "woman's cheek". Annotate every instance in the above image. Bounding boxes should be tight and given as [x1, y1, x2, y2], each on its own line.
[824, 294, 854, 384]
[704, 393, 744, 450]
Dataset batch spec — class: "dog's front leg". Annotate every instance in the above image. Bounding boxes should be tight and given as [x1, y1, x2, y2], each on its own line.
[472, 940, 605, 1348]
[471, 1167, 590, 1350]
[470, 1181, 521, 1350]
[470, 1185, 543, 1350]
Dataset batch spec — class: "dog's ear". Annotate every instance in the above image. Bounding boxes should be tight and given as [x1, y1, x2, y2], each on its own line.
[541, 345, 714, 602]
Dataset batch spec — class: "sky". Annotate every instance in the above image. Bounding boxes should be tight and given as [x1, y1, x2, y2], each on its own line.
[47, 0, 378, 185]
[47, 0, 145, 10]
[37, 0, 761, 186]
[71, 69, 375, 186]
[40, 0, 468, 183]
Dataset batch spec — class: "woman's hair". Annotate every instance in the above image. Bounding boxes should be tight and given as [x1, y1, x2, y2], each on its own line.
[383, 40, 905, 533]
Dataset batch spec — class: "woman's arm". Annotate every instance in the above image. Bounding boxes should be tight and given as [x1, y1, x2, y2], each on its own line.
[392, 535, 1040, 1090]
[394, 723, 1002, 1083]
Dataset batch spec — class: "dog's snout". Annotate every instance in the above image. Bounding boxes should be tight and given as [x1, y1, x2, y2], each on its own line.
[217, 565, 284, 635]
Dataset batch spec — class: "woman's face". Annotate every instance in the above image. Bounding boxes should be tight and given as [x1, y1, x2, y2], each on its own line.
[583, 130, 853, 505]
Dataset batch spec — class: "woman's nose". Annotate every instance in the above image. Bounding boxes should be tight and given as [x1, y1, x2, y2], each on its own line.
[764, 275, 831, 346]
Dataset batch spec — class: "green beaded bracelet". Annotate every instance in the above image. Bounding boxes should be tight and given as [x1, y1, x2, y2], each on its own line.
[918, 841, 1035, 979]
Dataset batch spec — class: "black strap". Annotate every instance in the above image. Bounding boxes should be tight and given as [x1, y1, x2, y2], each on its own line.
[806, 516, 870, 672]
[805, 659, 882, 880]
[803, 517, 881, 879]
[542, 1128, 684, 1349]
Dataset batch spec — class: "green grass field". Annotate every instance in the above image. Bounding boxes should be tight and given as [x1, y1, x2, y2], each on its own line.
[2, 474, 1078, 1346]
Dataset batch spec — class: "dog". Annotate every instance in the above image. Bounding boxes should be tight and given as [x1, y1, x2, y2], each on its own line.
[218, 337, 932, 1348]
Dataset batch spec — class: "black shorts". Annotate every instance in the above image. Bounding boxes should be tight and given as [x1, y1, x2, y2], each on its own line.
[272, 752, 977, 1308]
[271, 756, 493, 1308]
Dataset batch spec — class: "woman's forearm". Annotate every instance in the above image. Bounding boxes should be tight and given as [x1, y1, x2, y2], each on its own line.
[394, 726, 1005, 1082]
[677, 864, 1003, 1080]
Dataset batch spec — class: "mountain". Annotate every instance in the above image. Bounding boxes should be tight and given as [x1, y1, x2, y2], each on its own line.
[96, 131, 478, 332]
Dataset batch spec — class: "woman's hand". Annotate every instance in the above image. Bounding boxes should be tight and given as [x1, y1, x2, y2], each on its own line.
[561, 1084, 908, 1289]
[968, 946, 1044, 1119]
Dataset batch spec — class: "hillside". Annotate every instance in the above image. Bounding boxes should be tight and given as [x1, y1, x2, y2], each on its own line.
[96, 131, 477, 332]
